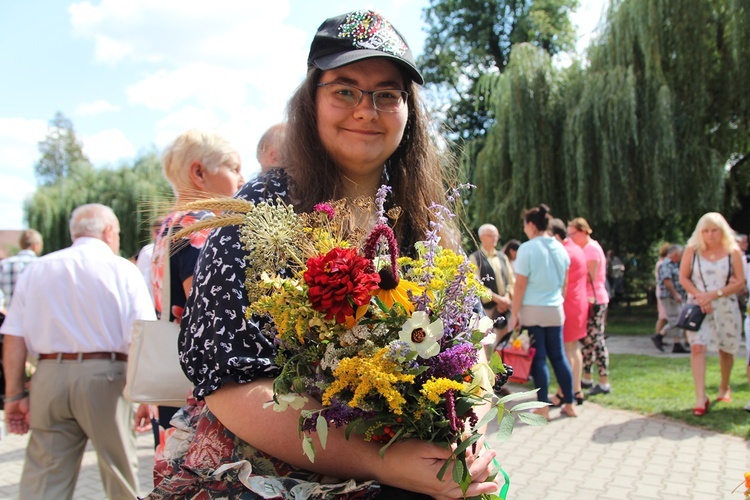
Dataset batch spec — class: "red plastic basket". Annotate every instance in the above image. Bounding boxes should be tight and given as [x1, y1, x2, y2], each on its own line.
[499, 346, 536, 384]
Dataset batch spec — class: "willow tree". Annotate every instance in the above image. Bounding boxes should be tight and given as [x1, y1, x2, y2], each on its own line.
[468, 0, 748, 292]
[419, 0, 578, 143]
[26, 151, 171, 257]
[471, 0, 748, 233]
[471, 43, 567, 236]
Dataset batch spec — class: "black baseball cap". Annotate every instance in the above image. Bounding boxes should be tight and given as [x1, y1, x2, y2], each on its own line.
[307, 10, 424, 85]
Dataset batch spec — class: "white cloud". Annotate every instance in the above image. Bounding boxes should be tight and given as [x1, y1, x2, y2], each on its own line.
[0, 118, 47, 176]
[0, 175, 36, 229]
[126, 65, 250, 112]
[69, 0, 301, 66]
[81, 129, 137, 165]
[75, 99, 121, 116]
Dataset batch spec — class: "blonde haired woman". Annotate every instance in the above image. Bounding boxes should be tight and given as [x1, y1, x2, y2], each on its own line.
[679, 212, 746, 416]
[142, 129, 244, 440]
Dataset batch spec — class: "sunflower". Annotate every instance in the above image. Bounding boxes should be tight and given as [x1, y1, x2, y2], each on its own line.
[374, 266, 423, 314]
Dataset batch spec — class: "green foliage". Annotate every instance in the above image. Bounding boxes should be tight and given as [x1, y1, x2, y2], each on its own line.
[25, 150, 172, 258]
[461, 0, 749, 290]
[34, 112, 92, 186]
[419, 0, 578, 142]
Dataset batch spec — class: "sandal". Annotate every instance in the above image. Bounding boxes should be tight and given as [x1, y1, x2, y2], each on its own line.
[549, 391, 564, 407]
[716, 388, 731, 403]
[693, 397, 710, 417]
[574, 391, 585, 405]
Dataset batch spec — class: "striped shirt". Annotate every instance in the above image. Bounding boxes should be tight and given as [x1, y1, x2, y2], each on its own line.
[0, 249, 38, 307]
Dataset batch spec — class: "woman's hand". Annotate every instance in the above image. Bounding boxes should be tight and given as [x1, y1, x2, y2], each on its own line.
[700, 301, 715, 314]
[134, 404, 155, 433]
[508, 311, 519, 333]
[694, 291, 714, 307]
[377, 440, 500, 499]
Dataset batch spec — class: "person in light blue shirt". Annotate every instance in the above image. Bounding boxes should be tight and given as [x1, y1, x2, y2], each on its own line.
[509, 203, 575, 419]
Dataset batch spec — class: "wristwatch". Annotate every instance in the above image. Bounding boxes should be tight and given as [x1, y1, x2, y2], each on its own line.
[717, 289, 724, 297]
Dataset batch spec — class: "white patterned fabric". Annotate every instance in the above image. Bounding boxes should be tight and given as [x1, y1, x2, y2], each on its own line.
[686, 255, 742, 354]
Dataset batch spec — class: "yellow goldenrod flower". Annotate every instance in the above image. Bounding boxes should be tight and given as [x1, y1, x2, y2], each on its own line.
[421, 377, 465, 404]
[322, 347, 415, 414]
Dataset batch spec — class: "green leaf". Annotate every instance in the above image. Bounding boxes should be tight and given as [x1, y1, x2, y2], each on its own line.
[517, 412, 549, 426]
[344, 418, 363, 440]
[316, 414, 328, 449]
[302, 436, 315, 463]
[471, 329, 485, 343]
[452, 456, 465, 486]
[437, 455, 452, 481]
[495, 412, 515, 442]
[510, 401, 549, 412]
[378, 428, 404, 458]
[497, 389, 539, 403]
[373, 295, 388, 313]
[475, 405, 499, 430]
[489, 351, 505, 373]
[454, 433, 482, 456]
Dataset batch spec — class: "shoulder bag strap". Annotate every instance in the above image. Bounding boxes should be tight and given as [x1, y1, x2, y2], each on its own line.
[544, 241, 564, 290]
[586, 260, 600, 305]
[726, 254, 732, 286]
[695, 251, 708, 292]
[160, 222, 174, 324]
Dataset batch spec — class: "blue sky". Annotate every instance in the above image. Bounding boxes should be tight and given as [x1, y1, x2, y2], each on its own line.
[0, 0, 604, 230]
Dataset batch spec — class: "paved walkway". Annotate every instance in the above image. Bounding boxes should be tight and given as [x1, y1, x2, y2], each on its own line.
[0, 336, 748, 499]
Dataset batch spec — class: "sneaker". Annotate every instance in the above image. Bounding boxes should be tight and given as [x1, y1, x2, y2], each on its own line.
[581, 378, 593, 389]
[671, 342, 690, 354]
[589, 384, 611, 396]
[744, 401, 750, 413]
[650, 334, 665, 352]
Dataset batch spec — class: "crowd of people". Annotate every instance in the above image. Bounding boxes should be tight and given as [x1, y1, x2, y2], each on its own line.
[0, 7, 748, 499]
[471, 210, 615, 421]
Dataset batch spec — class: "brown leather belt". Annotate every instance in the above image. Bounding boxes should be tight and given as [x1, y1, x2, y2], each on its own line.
[38, 352, 128, 362]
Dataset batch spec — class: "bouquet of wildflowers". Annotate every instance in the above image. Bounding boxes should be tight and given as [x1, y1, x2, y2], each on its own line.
[179, 186, 547, 495]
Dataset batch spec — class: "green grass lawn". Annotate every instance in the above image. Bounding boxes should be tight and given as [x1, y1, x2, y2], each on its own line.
[520, 302, 750, 439]
[588, 354, 750, 439]
[518, 354, 750, 438]
[605, 301, 657, 336]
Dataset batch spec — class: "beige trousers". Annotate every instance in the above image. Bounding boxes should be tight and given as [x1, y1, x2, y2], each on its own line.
[20, 358, 138, 500]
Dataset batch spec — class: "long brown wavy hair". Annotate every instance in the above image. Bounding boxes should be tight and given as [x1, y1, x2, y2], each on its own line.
[283, 66, 460, 253]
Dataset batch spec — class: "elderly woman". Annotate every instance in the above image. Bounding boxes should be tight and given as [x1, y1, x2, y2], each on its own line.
[147, 10, 499, 499]
[679, 213, 745, 416]
[136, 129, 244, 441]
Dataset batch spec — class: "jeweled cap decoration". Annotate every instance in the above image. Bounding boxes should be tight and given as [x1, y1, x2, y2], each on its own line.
[308, 10, 424, 85]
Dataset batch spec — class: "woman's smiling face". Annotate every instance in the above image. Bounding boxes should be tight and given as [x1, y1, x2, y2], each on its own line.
[316, 58, 408, 186]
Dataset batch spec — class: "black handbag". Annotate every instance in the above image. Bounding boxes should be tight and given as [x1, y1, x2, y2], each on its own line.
[677, 253, 731, 332]
[676, 303, 705, 331]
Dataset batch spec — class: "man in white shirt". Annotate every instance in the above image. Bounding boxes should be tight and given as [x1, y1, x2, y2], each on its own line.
[0, 203, 155, 499]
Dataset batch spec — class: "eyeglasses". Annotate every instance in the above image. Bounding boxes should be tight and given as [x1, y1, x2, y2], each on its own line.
[316, 82, 409, 113]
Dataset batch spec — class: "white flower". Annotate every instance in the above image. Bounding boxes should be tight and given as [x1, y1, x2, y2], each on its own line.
[263, 393, 309, 412]
[398, 311, 444, 358]
[473, 315, 495, 334]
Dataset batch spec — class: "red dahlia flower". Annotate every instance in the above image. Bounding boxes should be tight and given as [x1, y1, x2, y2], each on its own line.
[304, 247, 380, 323]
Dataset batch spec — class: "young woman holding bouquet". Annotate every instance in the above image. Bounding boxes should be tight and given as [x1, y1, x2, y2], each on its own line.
[147, 10, 500, 499]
